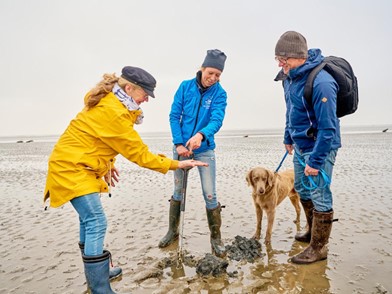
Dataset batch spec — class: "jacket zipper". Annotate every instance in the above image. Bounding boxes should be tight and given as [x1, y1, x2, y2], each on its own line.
[190, 93, 203, 137]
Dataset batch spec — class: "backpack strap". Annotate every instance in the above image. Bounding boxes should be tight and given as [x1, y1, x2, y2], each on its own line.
[303, 62, 327, 106]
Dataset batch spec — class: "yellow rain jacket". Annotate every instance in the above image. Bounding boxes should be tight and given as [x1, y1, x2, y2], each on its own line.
[44, 92, 178, 208]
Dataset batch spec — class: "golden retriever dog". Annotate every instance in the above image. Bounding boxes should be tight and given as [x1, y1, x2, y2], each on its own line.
[246, 167, 301, 244]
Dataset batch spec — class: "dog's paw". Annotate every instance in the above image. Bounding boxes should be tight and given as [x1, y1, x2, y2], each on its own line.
[252, 234, 261, 240]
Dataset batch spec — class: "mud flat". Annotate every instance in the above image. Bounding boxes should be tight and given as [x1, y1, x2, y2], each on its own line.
[0, 130, 391, 293]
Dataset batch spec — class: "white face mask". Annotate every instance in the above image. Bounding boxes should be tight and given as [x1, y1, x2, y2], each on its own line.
[113, 83, 144, 124]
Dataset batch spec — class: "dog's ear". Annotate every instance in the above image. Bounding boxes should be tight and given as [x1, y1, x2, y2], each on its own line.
[267, 170, 275, 188]
[246, 169, 253, 186]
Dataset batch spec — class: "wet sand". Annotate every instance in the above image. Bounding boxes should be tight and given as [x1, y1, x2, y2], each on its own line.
[0, 130, 391, 293]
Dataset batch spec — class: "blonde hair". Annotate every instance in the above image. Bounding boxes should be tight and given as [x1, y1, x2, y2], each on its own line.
[85, 73, 119, 108]
[85, 74, 142, 109]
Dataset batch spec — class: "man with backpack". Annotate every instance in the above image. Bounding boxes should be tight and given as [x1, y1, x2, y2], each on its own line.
[274, 31, 342, 264]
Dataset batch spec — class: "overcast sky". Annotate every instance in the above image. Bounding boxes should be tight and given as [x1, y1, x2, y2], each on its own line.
[0, 0, 391, 137]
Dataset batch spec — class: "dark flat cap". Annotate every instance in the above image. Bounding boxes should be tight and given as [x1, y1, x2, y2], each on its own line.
[121, 66, 157, 98]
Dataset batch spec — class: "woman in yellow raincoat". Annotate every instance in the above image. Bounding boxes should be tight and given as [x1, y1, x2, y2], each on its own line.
[43, 66, 207, 294]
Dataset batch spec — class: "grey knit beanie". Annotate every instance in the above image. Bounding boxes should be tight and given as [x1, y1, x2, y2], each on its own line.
[275, 31, 308, 59]
[202, 49, 227, 71]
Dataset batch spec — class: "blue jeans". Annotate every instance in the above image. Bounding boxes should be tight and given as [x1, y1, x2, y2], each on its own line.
[172, 148, 218, 210]
[70, 193, 107, 256]
[293, 149, 338, 212]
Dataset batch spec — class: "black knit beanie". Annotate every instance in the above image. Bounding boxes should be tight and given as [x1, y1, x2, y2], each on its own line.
[202, 49, 227, 72]
[275, 31, 308, 59]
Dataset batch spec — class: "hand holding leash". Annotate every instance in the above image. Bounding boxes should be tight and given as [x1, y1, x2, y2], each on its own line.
[304, 164, 319, 176]
[285, 144, 294, 155]
[295, 151, 331, 190]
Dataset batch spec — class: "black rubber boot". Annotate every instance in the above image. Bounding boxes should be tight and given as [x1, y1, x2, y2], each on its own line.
[295, 200, 314, 243]
[79, 242, 122, 281]
[291, 210, 334, 264]
[158, 198, 181, 248]
[83, 250, 116, 294]
[206, 203, 226, 258]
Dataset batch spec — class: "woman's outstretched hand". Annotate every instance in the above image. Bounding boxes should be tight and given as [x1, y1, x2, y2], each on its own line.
[178, 159, 208, 169]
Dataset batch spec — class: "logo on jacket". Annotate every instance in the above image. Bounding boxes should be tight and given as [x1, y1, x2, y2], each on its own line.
[203, 97, 213, 109]
[322, 97, 328, 103]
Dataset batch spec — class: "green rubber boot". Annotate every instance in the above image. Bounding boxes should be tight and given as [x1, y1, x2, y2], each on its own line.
[206, 203, 226, 258]
[158, 198, 181, 248]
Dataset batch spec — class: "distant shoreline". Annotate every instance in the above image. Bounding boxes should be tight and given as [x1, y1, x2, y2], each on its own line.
[0, 124, 390, 144]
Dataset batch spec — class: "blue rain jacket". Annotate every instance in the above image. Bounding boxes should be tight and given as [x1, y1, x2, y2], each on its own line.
[169, 75, 227, 153]
[282, 49, 341, 169]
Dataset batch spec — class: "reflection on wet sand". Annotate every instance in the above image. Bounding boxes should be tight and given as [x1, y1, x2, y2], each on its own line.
[248, 242, 331, 293]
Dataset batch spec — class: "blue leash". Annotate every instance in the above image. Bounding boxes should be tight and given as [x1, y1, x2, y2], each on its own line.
[275, 150, 289, 173]
[295, 152, 331, 190]
[275, 150, 331, 190]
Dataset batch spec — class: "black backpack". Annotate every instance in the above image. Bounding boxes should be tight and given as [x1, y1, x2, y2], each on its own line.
[304, 56, 359, 118]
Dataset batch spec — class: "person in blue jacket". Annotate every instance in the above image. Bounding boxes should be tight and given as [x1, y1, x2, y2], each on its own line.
[159, 49, 228, 257]
[274, 31, 340, 264]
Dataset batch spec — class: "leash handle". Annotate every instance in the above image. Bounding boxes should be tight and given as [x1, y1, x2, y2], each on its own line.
[295, 151, 331, 190]
[301, 169, 330, 190]
[275, 150, 289, 173]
